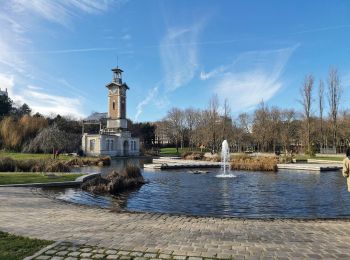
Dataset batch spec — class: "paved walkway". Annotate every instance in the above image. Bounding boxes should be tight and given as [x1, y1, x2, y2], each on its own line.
[1, 187, 350, 259]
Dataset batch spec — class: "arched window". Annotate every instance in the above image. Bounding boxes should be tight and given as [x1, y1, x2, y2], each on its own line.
[89, 139, 95, 151]
[112, 101, 115, 110]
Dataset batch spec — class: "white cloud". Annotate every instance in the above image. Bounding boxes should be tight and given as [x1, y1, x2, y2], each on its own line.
[0, 0, 123, 118]
[9, 0, 113, 26]
[208, 45, 298, 112]
[22, 89, 85, 118]
[0, 74, 14, 94]
[160, 23, 202, 91]
[342, 73, 350, 88]
[134, 21, 203, 120]
[27, 85, 43, 91]
[0, 73, 85, 118]
[200, 65, 227, 80]
[134, 85, 159, 122]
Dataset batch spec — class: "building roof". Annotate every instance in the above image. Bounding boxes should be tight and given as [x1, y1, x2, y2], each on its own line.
[85, 112, 108, 121]
[111, 67, 123, 73]
[106, 82, 129, 89]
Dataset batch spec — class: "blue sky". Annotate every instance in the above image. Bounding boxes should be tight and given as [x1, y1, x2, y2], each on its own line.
[0, 0, 350, 121]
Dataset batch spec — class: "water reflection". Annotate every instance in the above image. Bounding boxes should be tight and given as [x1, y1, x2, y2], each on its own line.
[45, 158, 350, 219]
[71, 157, 152, 176]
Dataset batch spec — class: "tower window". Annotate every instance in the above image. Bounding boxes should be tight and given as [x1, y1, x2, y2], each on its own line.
[89, 139, 95, 151]
[112, 101, 115, 110]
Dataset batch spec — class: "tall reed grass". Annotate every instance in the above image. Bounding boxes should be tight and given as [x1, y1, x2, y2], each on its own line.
[230, 155, 278, 172]
[0, 157, 70, 172]
[0, 156, 110, 172]
[181, 151, 204, 160]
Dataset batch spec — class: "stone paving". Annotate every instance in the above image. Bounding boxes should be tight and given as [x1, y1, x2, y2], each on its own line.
[1, 187, 350, 259]
[25, 241, 219, 260]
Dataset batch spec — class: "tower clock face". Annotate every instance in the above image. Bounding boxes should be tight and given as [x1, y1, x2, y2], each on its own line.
[111, 88, 117, 94]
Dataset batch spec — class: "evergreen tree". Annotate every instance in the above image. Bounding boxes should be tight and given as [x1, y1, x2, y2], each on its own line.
[0, 94, 13, 118]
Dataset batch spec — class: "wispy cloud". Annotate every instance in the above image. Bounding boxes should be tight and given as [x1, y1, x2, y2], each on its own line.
[0, 73, 85, 118]
[134, 85, 159, 122]
[160, 23, 203, 91]
[203, 45, 299, 112]
[0, 0, 121, 117]
[9, 0, 114, 26]
[134, 21, 204, 120]
[200, 65, 227, 80]
[9, 48, 134, 55]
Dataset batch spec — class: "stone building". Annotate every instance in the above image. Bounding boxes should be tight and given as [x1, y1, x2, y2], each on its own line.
[0, 88, 8, 96]
[82, 67, 140, 157]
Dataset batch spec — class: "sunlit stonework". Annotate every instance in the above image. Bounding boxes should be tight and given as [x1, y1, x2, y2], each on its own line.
[82, 67, 140, 156]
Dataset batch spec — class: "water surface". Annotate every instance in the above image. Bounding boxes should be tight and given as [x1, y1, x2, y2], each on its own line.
[44, 159, 350, 219]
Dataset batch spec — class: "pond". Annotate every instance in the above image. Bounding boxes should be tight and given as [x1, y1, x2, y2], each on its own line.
[43, 158, 350, 219]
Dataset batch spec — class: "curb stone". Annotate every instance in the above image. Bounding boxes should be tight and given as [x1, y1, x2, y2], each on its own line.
[24, 241, 62, 260]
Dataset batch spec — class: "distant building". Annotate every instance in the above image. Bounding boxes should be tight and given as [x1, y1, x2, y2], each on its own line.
[0, 88, 8, 96]
[154, 121, 172, 145]
[82, 67, 140, 157]
[85, 112, 108, 121]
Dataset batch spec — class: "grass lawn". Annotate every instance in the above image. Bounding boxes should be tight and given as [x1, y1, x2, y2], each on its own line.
[295, 155, 344, 162]
[0, 231, 52, 260]
[159, 147, 203, 155]
[0, 151, 72, 161]
[0, 173, 84, 185]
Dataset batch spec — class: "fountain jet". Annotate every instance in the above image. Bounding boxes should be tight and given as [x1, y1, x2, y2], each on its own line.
[221, 140, 230, 175]
[216, 140, 236, 178]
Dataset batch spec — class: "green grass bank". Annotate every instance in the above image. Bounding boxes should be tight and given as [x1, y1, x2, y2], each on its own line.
[0, 231, 52, 260]
[0, 173, 84, 185]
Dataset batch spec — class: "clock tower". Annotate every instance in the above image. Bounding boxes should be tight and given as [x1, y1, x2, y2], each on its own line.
[106, 67, 129, 130]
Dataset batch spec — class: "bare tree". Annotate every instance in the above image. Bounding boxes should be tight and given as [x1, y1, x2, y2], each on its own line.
[237, 113, 252, 152]
[165, 108, 185, 153]
[280, 109, 297, 154]
[328, 67, 342, 149]
[300, 74, 314, 153]
[184, 108, 200, 150]
[222, 99, 231, 140]
[318, 79, 325, 150]
[270, 107, 281, 152]
[208, 94, 220, 153]
[252, 101, 270, 152]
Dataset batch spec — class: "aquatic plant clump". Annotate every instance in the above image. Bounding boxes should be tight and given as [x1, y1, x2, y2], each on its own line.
[181, 151, 204, 160]
[81, 165, 146, 195]
[65, 156, 111, 167]
[230, 155, 278, 172]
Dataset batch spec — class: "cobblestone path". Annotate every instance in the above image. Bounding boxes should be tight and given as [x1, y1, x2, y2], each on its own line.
[1, 187, 350, 259]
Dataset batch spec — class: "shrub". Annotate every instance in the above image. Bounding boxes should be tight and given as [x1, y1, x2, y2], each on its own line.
[0, 157, 70, 172]
[44, 161, 70, 172]
[305, 145, 316, 157]
[0, 157, 16, 172]
[15, 159, 37, 172]
[279, 154, 293, 163]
